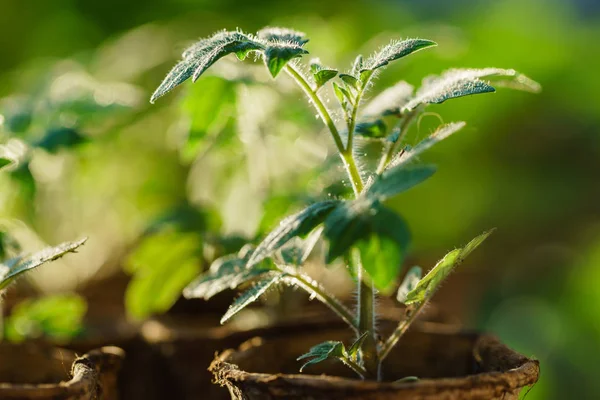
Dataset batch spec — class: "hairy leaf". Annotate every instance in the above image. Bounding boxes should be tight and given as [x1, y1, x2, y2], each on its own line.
[297, 340, 345, 371]
[0, 238, 87, 290]
[347, 331, 369, 359]
[435, 68, 541, 93]
[3, 294, 86, 343]
[183, 245, 273, 300]
[362, 81, 414, 117]
[396, 266, 422, 303]
[277, 227, 323, 266]
[332, 81, 353, 108]
[310, 60, 338, 89]
[361, 39, 436, 75]
[220, 274, 281, 323]
[247, 201, 340, 267]
[365, 164, 436, 202]
[355, 119, 387, 139]
[388, 122, 466, 168]
[257, 27, 308, 46]
[339, 74, 359, 89]
[404, 230, 494, 305]
[264, 43, 308, 78]
[150, 30, 263, 103]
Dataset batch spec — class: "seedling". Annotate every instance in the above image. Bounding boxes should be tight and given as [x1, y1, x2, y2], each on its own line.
[151, 27, 539, 380]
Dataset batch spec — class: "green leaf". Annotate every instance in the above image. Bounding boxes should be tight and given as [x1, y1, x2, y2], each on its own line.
[355, 119, 387, 139]
[403, 67, 539, 112]
[35, 127, 88, 153]
[347, 331, 369, 359]
[264, 43, 308, 78]
[0, 238, 87, 291]
[362, 81, 414, 117]
[361, 39, 436, 74]
[403, 230, 494, 305]
[257, 27, 309, 46]
[310, 60, 338, 89]
[297, 340, 345, 372]
[124, 231, 201, 319]
[3, 294, 86, 343]
[388, 122, 466, 168]
[277, 227, 323, 266]
[350, 55, 364, 76]
[339, 74, 359, 89]
[150, 30, 263, 103]
[396, 266, 422, 303]
[220, 274, 281, 323]
[332, 81, 352, 109]
[365, 164, 436, 202]
[324, 201, 411, 283]
[247, 200, 340, 268]
[183, 245, 273, 300]
[355, 207, 411, 292]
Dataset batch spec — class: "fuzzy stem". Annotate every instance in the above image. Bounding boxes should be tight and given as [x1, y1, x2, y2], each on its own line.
[284, 64, 364, 196]
[345, 71, 372, 154]
[378, 301, 427, 363]
[341, 357, 368, 379]
[376, 109, 419, 174]
[285, 272, 358, 333]
[354, 250, 378, 378]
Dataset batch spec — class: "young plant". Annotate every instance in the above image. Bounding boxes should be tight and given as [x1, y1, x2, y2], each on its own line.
[151, 27, 539, 380]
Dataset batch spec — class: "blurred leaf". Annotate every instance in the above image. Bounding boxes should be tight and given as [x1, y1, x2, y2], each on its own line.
[365, 164, 436, 202]
[183, 245, 273, 300]
[4, 294, 86, 343]
[257, 27, 309, 46]
[124, 231, 201, 319]
[310, 60, 337, 89]
[360, 39, 436, 77]
[297, 340, 344, 371]
[0, 238, 87, 291]
[355, 119, 387, 138]
[404, 230, 494, 305]
[264, 43, 308, 78]
[35, 127, 88, 153]
[220, 273, 281, 323]
[277, 227, 323, 266]
[0, 231, 21, 260]
[0, 155, 14, 171]
[333, 81, 352, 110]
[362, 81, 414, 117]
[388, 122, 466, 168]
[150, 31, 263, 103]
[396, 266, 422, 303]
[4, 111, 32, 134]
[143, 201, 215, 236]
[247, 200, 340, 268]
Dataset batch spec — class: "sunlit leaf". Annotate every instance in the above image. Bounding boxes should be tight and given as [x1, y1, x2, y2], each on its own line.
[339, 74, 359, 89]
[388, 122, 466, 168]
[403, 230, 494, 305]
[396, 266, 422, 303]
[365, 164, 436, 202]
[183, 245, 273, 300]
[360, 39, 436, 76]
[297, 340, 345, 371]
[362, 81, 414, 117]
[3, 294, 86, 343]
[150, 30, 263, 103]
[220, 274, 281, 323]
[310, 60, 338, 89]
[347, 331, 369, 359]
[247, 200, 340, 267]
[257, 27, 309, 46]
[264, 43, 308, 78]
[277, 227, 323, 266]
[124, 231, 201, 318]
[332, 81, 352, 109]
[0, 238, 87, 291]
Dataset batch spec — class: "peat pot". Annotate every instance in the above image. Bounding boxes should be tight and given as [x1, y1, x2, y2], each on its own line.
[210, 324, 540, 400]
[0, 343, 124, 400]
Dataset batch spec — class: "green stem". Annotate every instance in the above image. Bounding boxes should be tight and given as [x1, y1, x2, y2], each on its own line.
[341, 357, 368, 379]
[376, 109, 419, 174]
[285, 272, 358, 333]
[345, 71, 371, 154]
[285, 64, 364, 196]
[378, 300, 427, 363]
[354, 250, 378, 378]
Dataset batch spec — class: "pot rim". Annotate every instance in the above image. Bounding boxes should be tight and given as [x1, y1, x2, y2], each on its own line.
[210, 332, 539, 395]
[0, 345, 124, 397]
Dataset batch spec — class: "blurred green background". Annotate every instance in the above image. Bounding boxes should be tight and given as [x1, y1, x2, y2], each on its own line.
[1, 0, 599, 398]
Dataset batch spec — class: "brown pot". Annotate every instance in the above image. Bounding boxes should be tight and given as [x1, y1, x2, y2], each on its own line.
[209, 324, 540, 400]
[0, 343, 124, 399]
